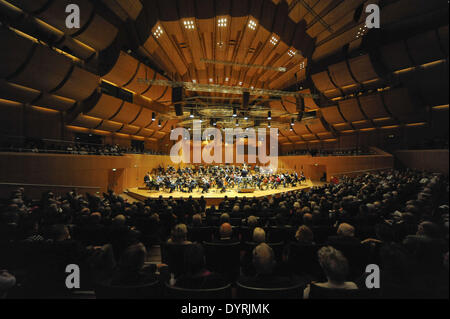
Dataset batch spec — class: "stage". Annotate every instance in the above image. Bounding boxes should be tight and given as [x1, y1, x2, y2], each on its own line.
[125, 180, 315, 206]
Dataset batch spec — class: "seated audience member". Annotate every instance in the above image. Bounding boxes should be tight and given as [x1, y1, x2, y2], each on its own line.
[238, 243, 297, 289]
[303, 246, 357, 298]
[111, 242, 157, 286]
[167, 224, 192, 245]
[327, 223, 360, 246]
[240, 215, 258, 242]
[0, 269, 16, 298]
[213, 223, 238, 244]
[295, 225, 314, 244]
[252, 227, 266, 244]
[175, 244, 226, 289]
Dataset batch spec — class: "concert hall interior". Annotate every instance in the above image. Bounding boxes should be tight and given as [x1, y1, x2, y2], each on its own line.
[0, 0, 448, 301]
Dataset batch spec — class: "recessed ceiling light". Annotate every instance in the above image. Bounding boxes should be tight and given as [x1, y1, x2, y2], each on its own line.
[270, 36, 278, 46]
[218, 17, 227, 27]
[248, 20, 257, 30]
[153, 25, 163, 38]
[209, 78, 213, 82]
[225, 77, 229, 81]
[183, 20, 195, 29]
[192, 79, 196, 83]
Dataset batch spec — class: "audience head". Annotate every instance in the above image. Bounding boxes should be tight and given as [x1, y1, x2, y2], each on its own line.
[171, 223, 188, 243]
[49, 224, 71, 241]
[118, 242, 146, 272]
[247, 215, 258, 228]
[252, 243, 276, 275]
[318, 246, 349, 283]
[220, 213, 230, 225]
[337, 223, 355, 237]
[219, 222, 233, 239]
[192, 214, 202, 226]
[295, 225, 314, 243]
[252, 227, 266, 244]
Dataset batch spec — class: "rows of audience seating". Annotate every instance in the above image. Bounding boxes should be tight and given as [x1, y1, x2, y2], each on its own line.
[0, 139, 167, 156]
[283, 148, 375, 157]
[0, 169, 448, 299]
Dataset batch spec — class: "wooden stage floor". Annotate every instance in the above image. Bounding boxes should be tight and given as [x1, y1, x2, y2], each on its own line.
[126, 180, 315, 205]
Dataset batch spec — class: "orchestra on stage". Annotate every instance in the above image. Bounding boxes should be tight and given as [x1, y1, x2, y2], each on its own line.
[143, 164, 307, 194]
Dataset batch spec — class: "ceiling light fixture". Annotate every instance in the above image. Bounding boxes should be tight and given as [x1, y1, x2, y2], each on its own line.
[248, 20, 257, 30]
[153, 25, 163, 38]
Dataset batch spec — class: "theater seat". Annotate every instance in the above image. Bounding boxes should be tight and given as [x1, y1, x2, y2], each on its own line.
[164, 282, 232, 299]
[203, 242, 240, 282]
[308, 283, 378, 299]
[236, 281, 305, 299]
[160, 243, 193, 277]
[94, 280, 161, 299]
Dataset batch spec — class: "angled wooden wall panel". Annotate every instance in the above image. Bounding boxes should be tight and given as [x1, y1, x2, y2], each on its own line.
[109, 101, 141, 123]
[359, 94, 390, 119]
[379, 42, 412, 72]
[348, 54, 379, 83]
[0, 99, 23, 136]
[0, 80, 40, 103]
[328, 61, 356, 88]
[71, 114, 102, 128]
[406, 30, 445, 65]
[54, 66, 100, 101]
[438, 25, 448, 56]
[87, 94, 123, 119]
[96, 120, 123, 132]
[10, 45, 72, 93]
[34, 93, 76, 112]
[320, 105, 345, 124]
[382, 88, 415, 121]
[311, 71, 337, 92]
[118, 124, 140, 135]
[338, 98, 365, 122]
[0, 28, 35, 79]
[130, 107, 153, 127]
[306, 118, 328, 133]
[103, 52, 140, 87]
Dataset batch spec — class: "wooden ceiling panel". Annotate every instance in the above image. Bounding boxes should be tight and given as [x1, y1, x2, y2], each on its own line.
[328, 61, 356, 88]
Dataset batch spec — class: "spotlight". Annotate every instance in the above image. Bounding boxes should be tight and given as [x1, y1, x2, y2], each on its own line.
[267, 111, 271, 120]
[268, 121, 271, 128]
[190, 109, 194, 118]
[291, 118, 294, 126]
[152, 112, 156, 121]
[171, 126, 174, 132]
[158, 119, 162, 127]
[235, 119, 239, 126]
[233, 108, 237, 117]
